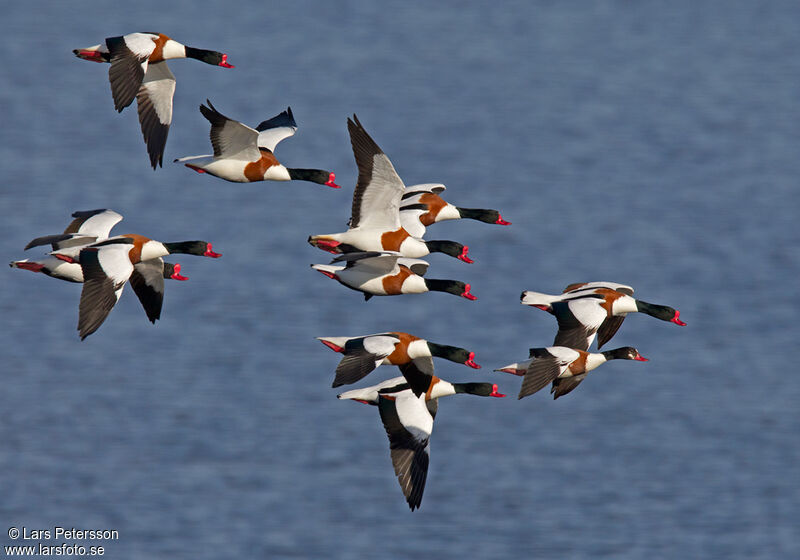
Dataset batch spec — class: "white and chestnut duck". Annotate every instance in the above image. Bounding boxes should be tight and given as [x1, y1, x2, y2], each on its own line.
[308, 116, 471, 263]
[12, 208, 206, 287]
[11, 209, 191, 323]
[399, 183, 511, 238]
[175, 101, 339, 187]
[317, 332, 480, 387]
[311, 251, 476, 301]
[54, 236, 221, 339]
[496, 346, 647, 400]
[338, 374, 504, 511]
[521, 282, 686, 351]
[11, 253, 185, 285]
[337, 375, 505, 405]
[74, 33, 234, 169]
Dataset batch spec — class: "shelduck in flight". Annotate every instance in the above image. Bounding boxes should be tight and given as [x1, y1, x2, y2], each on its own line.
[317, 331, 480, 387]
[175, 101, 340, 187]
[308, 116, 471, 263]
[74, 33, 234, 169]
[521, 282, 685, 351]
[496, 345, 648, 399]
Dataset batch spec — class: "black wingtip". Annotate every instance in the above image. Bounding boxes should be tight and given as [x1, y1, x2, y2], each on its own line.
[199, 100, 226, 124]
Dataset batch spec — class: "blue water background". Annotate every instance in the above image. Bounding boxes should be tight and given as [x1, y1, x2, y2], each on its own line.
[1, 1, 799, 558]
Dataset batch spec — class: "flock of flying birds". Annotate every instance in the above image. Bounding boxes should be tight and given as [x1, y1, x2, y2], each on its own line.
[10, 33, 686, 511]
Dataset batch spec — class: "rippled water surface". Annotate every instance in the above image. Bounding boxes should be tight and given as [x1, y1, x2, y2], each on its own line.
[2, 2, 799, 558]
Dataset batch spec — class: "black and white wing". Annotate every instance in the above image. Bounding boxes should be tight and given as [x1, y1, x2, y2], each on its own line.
[130, 258, 167, 323]
[552, 299, 607, 351]
[332, 251, 403, 274]
[77, 243, 134, 339]
[397, 257, 429, 277]
[255, 107, 297, 152]
[596, 315, 627, 349]
[403, 183, 446, 196]
[519, 347, 575, 399]
[551, 375, 587, 399]
[378, 391, 434, 511]
[65, 209, 123, 238]
[336, 376, 410, 403]
[563, 282, 634, 296]
[106, 34, 154, 111]
[199, 100, 261, 161]
[346, 115, 404, 230]
[332, 333, 400, 387]
[137, 61, 175, 168]
[25, 209, 123, 250]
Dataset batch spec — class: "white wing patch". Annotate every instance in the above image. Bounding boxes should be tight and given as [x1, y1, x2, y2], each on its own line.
[96, 244, 135, 287]
[140, 62, 176, 124]
[546, 346, 581, 366]
[353, 153, 405, 231]
[363, 334, 401, 357]
[77, 210, 123, 238]
[567, 298, 608, 329]
[123, 33, 159, 57]
[394, 392, 434, 441]
[399, 208, 427, 238]
[257, 125, 297, 152]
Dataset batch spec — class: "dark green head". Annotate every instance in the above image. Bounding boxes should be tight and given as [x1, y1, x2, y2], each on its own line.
[454, 383, 505, 397]
[635, 300, 686, 325]
[163, 241, 221, 258]
[426, 342, 480, 368]
[601, 347, 648, 362]
[287, 168, 340, 188]
[455, 207, 511, 225]
[184, 46, 234, 68]
[424, 240, 473, 263]
[424, 279, 477, 300]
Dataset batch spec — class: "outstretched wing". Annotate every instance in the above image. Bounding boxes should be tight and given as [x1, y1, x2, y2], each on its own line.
[255, 107, 298, 152]
[347, 115, 404, 230]
[551, 375, 586, 399]
[332, 334, 400, 387]
[25, 209, 123, 251]
[378, 392, 433, 511]
[130, 258, 167, 323]
[199, 100, 261, 161]
[552, 299, 606, 351]
[106, 34, 152, 111]
[65, 209, 123, 237]
[519, 356, 562, 399]
[596, 315, 627, 349]
[137, 61, 175, 168]
[77, 243, 134, 339]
